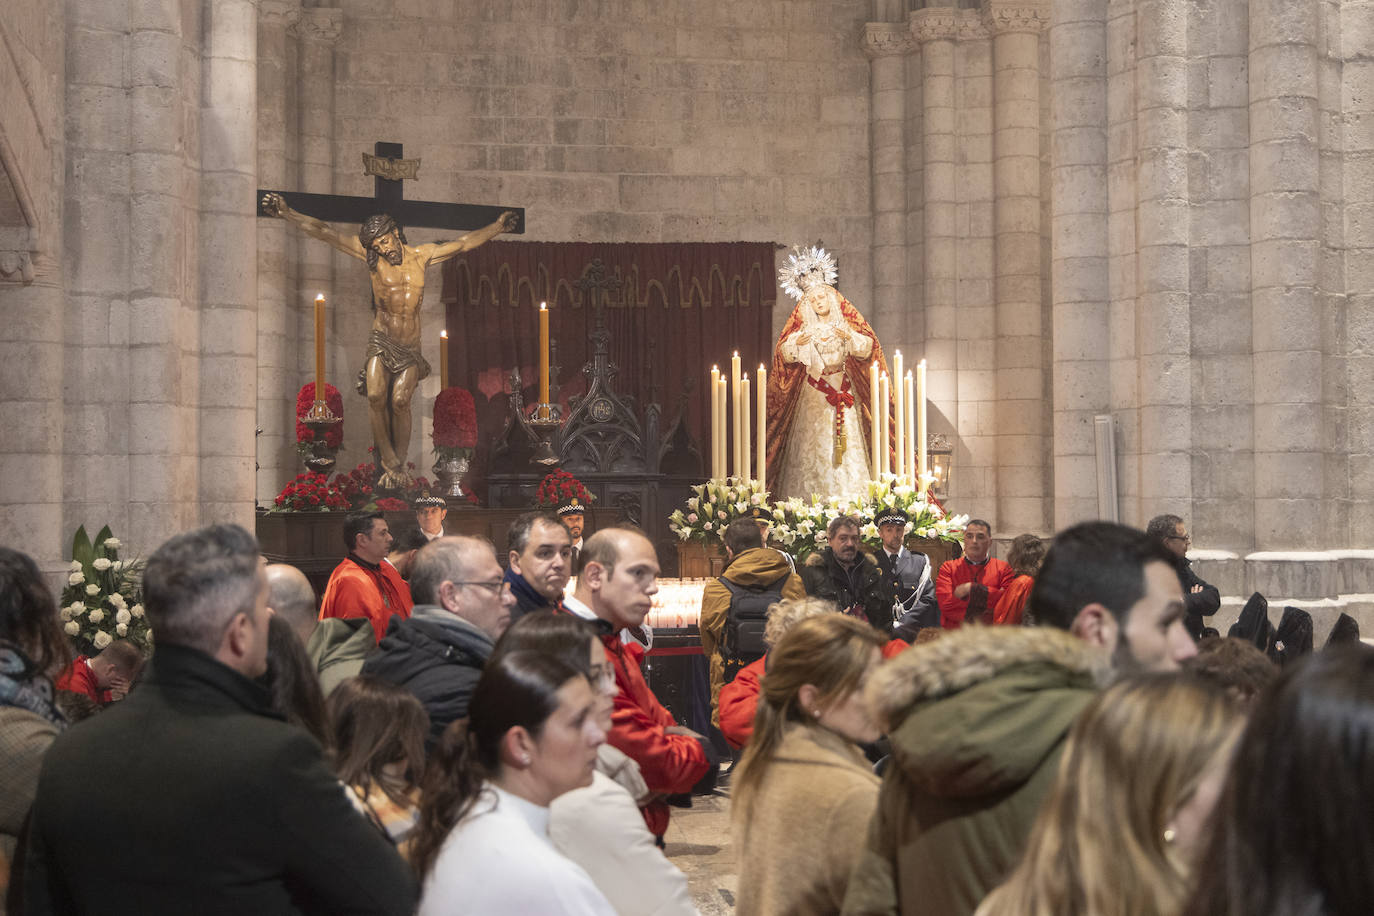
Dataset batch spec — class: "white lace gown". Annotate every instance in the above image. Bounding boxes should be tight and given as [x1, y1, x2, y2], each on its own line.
[775, 324, 874, 502]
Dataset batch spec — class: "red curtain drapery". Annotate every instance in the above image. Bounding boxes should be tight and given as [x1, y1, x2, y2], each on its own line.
[440, 241, 777, 491]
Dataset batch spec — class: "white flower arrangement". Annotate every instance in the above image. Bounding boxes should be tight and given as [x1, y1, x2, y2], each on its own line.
[59, 525, 151, 657]
[669, 477, 772, 544]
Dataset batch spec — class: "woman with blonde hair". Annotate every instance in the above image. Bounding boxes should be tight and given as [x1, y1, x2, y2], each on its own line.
[732, 612, 886, 916]
[976, 673, 1243, 916]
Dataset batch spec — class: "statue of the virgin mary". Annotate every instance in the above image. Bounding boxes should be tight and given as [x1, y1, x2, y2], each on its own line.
[765, 246, 893, 501]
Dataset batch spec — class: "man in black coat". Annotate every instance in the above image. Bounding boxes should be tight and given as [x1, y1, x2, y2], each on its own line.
[362, 535, 516, 748]
[800, 514, 895, 635]
[23, 524, 415, 916]
[1147, 513, 1221, 640]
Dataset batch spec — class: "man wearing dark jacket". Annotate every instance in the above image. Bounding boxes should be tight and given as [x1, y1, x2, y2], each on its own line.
[503, 511, 572, 620]
[24, 524, 416, 916]
[362, 536, 515, 749]
[1147, 513, 1221, 640]
[800, 515, 894, 635]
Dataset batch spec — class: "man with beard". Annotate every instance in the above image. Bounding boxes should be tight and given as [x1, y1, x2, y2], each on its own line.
[843, 521, 1197, 916]
[800, 515, 894, 635]
[261, 192, 516, 490]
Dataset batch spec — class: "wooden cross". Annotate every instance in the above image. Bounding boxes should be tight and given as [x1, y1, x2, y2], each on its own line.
[255, 141, 525, 234]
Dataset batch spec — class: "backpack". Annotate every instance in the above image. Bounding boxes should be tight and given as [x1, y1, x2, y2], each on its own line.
[719, 572, 792, 683]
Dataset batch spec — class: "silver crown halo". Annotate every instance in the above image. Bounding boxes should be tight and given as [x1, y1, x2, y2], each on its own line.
[778, 245, 838, 301]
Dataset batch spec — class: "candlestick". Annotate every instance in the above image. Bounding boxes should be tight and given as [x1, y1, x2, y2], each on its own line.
[869, 360, 881, 479]
[439, 330, 449, 390]
[894, 350, 905, 480]
[740, 374, 751, 483]
[538, 302, 550, 419]
[710, 365, 721, 478]
[313, 294, 326, 398]
[917, 359, 928, 493]
[879, 373, 891, 477]
[905, 371, 916, 487]
[731, 351, 741, 479]
[756, 364, 767, 489]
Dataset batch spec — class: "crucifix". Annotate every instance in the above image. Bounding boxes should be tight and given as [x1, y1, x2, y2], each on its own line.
[258, 141, 524, 491]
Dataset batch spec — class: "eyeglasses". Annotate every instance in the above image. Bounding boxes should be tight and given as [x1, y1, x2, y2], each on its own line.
[452, 579, 509, 595]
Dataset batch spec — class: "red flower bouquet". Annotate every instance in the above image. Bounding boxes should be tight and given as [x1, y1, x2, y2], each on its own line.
[331, 460, 431, 510]
[295, 383, 344, 453]
[433, 387, 478, 460]
[535, 469, 594, 509]
[272, 471, 351, 512]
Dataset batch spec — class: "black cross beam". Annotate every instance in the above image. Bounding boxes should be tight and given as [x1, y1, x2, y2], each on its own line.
[256, 141, 524, 234]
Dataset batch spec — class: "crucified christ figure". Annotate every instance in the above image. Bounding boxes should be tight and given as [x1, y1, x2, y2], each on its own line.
[262, 192, 517, 490]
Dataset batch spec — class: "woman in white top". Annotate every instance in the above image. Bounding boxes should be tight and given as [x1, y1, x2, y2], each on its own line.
[498, 611, 700, 916]
[413, 651, 615, 916]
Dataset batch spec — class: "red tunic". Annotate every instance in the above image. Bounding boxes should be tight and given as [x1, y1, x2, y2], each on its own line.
[992, 574, 1034, 626]
[319, 556, 414, 643]
[600, 632, 710, 838]
[936, 557, 1014, 629]
[55, 656, 111, 704]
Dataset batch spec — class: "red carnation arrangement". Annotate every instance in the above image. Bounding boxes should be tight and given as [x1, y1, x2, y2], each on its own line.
[273, 471, 350, 512]
[432, 387, 478, 460]
[331, 458, 431, 509]
[295, 383, 344, 453]
[374, 496, 409, 512]
[535, 469, 595, 509]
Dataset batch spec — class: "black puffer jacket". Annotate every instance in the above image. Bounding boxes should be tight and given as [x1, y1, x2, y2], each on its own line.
[361, 607, 493, 749]
[801, 548, 895, 635]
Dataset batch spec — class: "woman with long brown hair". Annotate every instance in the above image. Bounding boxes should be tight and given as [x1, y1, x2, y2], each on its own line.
[327, 675, 429, 855]
[976, 673, 1243, 916]
[412, 650, 614, 915]
[731, 612, 886, 916]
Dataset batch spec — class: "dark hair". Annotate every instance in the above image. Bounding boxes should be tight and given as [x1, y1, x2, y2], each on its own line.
[390, 527, 429, 555]
[328, 675, 429, 809]
[0, 547, 70, 675]
[265, 615, 330, 750]
[967, 518, 992, 535]
[1028, 522, 1177, 631]
[1186, 636, 1278, 704]
[1185, 645, 1374, 916]
[358, 213, 407, 270]
[408, 536, 493, 606]
[724, 517, 764, 557]
[411, 651, 584, 878]
[507, 511, 566, 556]
[492, 611, 596, 677]
[826, 514, 861, 538]
[1145, 514, 1184, 543]
[343, 511, 383, 552]
[1006, 534, 1047, 578]
[143, 524, 260, 654]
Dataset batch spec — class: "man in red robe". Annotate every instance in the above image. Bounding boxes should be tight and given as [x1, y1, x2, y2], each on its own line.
[561, 527, 711, 842]
[936, 519, 1013, 628]
[55, 641, 143, 705]
[320, 510, 413, 642]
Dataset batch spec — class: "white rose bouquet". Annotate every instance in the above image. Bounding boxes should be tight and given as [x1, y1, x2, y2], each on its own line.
[668, 477, 771, 544]
[58, 525, 151, 657]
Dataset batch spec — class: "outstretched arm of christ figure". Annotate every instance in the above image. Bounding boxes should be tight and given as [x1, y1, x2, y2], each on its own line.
[422, 211, 519, 264]
[260, 192, 367, 261]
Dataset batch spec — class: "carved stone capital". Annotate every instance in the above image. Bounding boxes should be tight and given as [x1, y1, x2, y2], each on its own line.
[910, 8, 961, 43]
[863, 21, 918, 58]
[291, 7, 342, 42]
[0, 249, 34, 284]
[258, 0, 300, 28]
[984, 2, 1050, 34]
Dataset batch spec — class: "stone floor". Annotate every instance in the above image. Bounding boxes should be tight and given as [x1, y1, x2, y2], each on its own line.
[665, 787, 737, 914]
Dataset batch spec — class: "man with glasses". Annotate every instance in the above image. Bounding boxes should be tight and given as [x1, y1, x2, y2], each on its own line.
[1146, 514, 1220, 640]
[362, 536, 515, 749]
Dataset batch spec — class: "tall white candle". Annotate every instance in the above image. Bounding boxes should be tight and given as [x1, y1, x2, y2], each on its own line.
[917, 359, 928, 493]
[894, 350, 905, 480]
[879, 373, 891, 477]
[709, 365, 720, 478]
[869, 360, 881, 479]
[740, 375, 751, 483]
[717, 377, 728, 479]
[731, 351, 741, 480]
[905, 371, 916, 487]
[756, 364, 767, 488]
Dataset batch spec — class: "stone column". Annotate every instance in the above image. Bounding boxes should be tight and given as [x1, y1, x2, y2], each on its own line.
[864, 21, 915, 355]
[913, 8, 960, 494]
[198, 0, 259, 525]
[1049, 0, 1111, 527]
[257, 0, 299, 504]
[1344, 0, 1374, 547]
[1134, 0, 1192, 523]
[1249, 0, 1322, 548]
[989, 0, 1049, 533]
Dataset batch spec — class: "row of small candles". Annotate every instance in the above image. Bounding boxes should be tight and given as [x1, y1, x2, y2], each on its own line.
[708, 353, 768, 487]
[569, 578, 706, 629]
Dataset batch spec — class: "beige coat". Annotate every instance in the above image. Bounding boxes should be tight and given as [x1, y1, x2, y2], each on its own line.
[735, 723, 880, 916]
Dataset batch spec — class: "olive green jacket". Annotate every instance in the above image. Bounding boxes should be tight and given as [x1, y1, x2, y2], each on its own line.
[842, 626, 1106, 916]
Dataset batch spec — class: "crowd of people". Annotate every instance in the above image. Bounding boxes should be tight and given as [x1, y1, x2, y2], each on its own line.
[1, 501, 1372, 915]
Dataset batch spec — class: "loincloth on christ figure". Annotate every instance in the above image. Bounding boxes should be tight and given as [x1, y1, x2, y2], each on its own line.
[356, 329, 432, 395]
